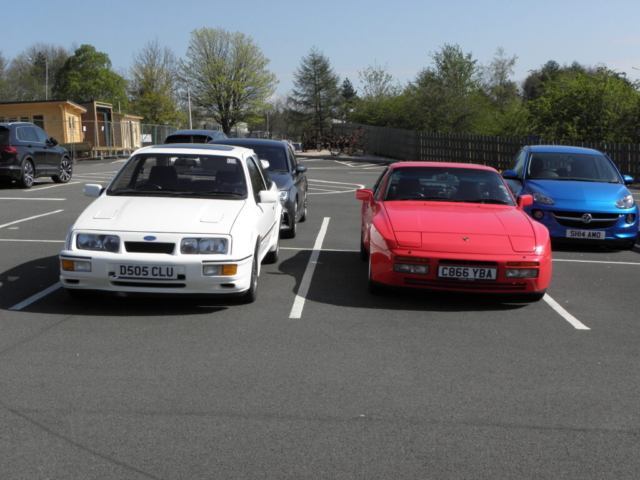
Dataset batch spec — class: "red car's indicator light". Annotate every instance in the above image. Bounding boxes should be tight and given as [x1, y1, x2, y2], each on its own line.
[395, 256, 430, 263]
[506, 262, 539, 267]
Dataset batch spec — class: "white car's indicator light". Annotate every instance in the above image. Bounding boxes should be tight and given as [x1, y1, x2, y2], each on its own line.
[76, 234, 120, 252]
[61, 259, 91, 272]
[203, 264, 237, 276]
[616, 194, 634, 209]
[181, 238, 228, 254]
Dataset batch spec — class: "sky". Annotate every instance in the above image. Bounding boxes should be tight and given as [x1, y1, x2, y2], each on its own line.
[3, 0, 640, 97]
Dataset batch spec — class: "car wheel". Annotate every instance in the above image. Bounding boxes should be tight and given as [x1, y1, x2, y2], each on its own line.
[367, 254, 386, 295]
[52, 157, 73, 183]
[238, 246, 259, 304]
[299, 198, 307, 223]
[18, 160, 35, 189]
[360, 231, 369, 262]
[263, 230, 280, 264]
[283, 211, 297, 239]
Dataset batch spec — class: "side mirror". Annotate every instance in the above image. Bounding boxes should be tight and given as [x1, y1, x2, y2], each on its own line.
[84, 184, 103, 197]
[259, 190, 278, 204]
[260, 159, 270, 170]
[517, 194, 533, 208]
[502, 169, 519, 179]
[623, 175, 634, 185]
[355, 189, 374, 202]
[296, 164, 307, 173]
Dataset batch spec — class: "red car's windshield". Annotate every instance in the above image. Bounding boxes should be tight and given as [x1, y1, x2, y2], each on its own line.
[384, 166, 515, 206]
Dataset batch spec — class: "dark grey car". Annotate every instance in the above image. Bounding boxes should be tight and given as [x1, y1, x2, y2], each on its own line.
[164, 129, 227, 144]
[210, 138, 308, 238]
[0, 122, 73, 188]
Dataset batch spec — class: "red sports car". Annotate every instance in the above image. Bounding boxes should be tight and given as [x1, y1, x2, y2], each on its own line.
[356, 162, 552, 301]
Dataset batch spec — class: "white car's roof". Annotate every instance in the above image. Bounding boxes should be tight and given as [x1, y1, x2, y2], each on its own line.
[133, 143, 255, 157]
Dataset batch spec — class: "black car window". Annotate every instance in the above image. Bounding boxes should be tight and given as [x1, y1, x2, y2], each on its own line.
[373, 167, 390, 200]
[287, 145, 297, 172]
[0, 127, 9, 145]
[33, 126, 51, 143]
[246, 157, 267, 197]
[252, 146, 288, 172]
[17, 126, 39, 143]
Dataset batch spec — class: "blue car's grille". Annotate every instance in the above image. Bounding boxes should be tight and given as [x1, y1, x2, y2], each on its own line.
[551, 211, 620, 229]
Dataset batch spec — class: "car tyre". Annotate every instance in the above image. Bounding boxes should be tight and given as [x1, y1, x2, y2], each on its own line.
[52, 157, 73, 183]
[360, 232, 369, 262]
[238, 246, 259, 304]
[299, 198, 307, 223]
[18, 160, 35, 189]
[283, 212, 297, 239]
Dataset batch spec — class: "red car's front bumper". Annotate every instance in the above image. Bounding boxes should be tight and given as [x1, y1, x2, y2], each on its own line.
[369, 247, 552, 295]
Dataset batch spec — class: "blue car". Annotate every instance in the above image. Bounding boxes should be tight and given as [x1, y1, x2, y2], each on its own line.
[502, 145, 638, 249]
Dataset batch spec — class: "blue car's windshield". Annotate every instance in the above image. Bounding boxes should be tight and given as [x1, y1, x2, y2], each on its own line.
[527, 153, 621, 183]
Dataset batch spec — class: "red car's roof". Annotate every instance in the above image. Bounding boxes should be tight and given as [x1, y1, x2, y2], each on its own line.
[389, 162, 498, 172]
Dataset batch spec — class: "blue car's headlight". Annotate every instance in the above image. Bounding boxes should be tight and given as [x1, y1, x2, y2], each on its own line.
[615, 194, 635, 209]
[532, 193, 555, 205]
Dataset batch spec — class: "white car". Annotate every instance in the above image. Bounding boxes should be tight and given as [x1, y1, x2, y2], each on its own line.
[60, 144, 282, 303]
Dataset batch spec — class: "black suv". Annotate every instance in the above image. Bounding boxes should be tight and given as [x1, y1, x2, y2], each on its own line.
[0, 122, 73, 188]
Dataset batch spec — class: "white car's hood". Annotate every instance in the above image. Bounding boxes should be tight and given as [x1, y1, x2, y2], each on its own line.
[74, 196, 246, 235]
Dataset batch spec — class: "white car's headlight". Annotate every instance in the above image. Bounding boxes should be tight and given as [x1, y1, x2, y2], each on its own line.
[181, 238, 228, 254]
[532, 193, 555, 205]
[279, 190, 289, 203]
[615, 194, 635, 209]
[76, 234, 120, 252]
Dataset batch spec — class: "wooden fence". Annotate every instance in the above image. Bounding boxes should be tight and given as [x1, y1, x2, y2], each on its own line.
[333, 123, 640, 179]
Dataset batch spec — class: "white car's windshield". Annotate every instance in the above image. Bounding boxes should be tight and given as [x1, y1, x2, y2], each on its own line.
[108, 154, 248, 198]
[527, 153, 621, 183]
[384, 166, 515, 205]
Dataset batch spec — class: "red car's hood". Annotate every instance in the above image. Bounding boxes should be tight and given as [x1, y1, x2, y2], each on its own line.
[384, 202, 536, 253]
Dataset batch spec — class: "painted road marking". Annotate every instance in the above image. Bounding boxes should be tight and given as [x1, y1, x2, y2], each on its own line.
[22, 182, 80, 191]
[543, 294, 590, 330]
[289, 217, 330, 319]
[9, 283, 62, 311]
[0, 210, 64, 230]
[0, 197, 66, 201]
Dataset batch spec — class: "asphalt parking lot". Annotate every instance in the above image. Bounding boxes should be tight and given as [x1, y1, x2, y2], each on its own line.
[1, 155, 639, 479]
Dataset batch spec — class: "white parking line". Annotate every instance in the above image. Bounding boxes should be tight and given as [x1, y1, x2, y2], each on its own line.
[22, 182, 80, 191]
[543, 294, 590, 330]
[0, 197, 66, 201]
[0, 239, 64, 243]
[289, 217, 330, 319]
[9, 282, 62, 311]
[0, 210, 64, 230]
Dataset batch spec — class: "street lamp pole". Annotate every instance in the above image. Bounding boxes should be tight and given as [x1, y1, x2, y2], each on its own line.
[45, 58, 48, 100]
[187, 85, 193, 129]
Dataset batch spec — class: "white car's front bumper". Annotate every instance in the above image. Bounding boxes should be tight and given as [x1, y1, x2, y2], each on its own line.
[60, 249, 254, 296]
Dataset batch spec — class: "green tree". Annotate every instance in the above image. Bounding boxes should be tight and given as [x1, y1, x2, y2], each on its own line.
[339, 77, 358, 121]
[290, 47, 341, 137]
[128, 39, 183, 126]
[528, 67, 640, 142]
[358, 63, 400, 99]
[53, 44, 128, 106]
[407, 44, 484, 133]
[0, 51, 8, 101]
[180, 27, 278, 135]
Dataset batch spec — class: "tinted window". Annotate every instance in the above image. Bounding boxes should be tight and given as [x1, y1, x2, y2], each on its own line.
[527, 152, 621, 183]
[246, 157, 267, 196]
[509, 149, 527, 176]
[0, 127, 10, 145]
[251, 146, 288, 172]
[33, 126, 51, 143]
[17, 126, 39, 142]
[165, 134, 211, 144]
